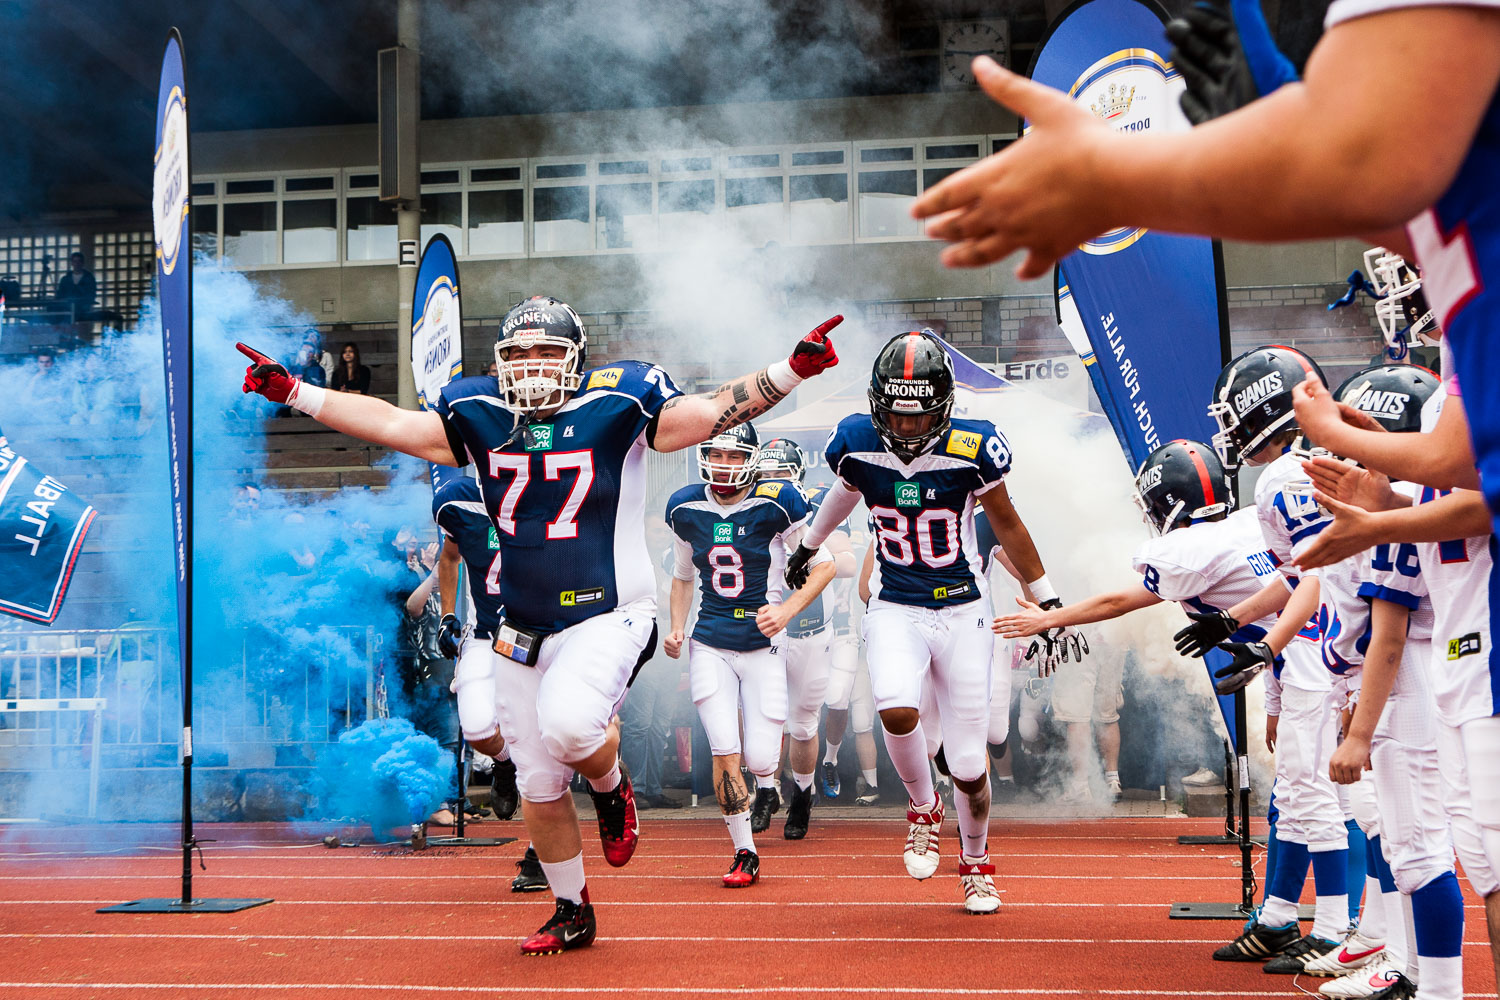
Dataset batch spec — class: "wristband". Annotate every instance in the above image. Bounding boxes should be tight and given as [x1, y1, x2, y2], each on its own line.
[1027, 574, 1057, 605]
[289, 381, 327, 419]
[766, 359, 804, 396]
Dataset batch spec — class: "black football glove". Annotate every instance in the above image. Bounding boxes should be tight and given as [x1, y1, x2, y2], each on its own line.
[437, 614, 462, 661]
[1024, 599, 1090, 677]
[1165, 1, 1259, 125]
[1212, 640, 1273, 694]
[1173, 609, 1240, 658]
[784, 543, 817, 590]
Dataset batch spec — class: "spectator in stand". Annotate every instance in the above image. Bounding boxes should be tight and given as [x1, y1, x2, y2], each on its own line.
[331, 342, 372, 395]
[303, 328, 334, 385]
[279, 344, 328, 417]
[54, 252, 95, 321]
[23, 351, 68, 412]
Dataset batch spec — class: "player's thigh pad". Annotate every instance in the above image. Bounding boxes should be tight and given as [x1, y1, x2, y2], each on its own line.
[823, 632, 859, 711]
[1274, 684, 1348, 851]
[1346, 769, 1381, 838]
[453, 637, 501, 743]
[492, 652, 573, 802]
[850, 657, 876, 734]
[785, 632, 832, 742]
[1437, 719, 1500, 898]
[862, 600, 933, 713]
[927, 602, 993, 781]
[1459, 713, 1500, 897]
[737, 645, 789, 776]
[534, 608, 652, 765]
[1371, 711, 1453, 895]
[689, 640, 744, 758]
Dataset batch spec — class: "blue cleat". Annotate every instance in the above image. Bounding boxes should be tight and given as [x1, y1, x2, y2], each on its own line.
[820, 761, 841, 799]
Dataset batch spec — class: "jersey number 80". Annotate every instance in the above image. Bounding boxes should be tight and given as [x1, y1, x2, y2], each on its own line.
[868, 505, 960, 568]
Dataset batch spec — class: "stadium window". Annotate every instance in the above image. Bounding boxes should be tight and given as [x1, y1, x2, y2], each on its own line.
[596, 181, 655, 250]
[345, 168, 395, 262]
[532, 160, 592, 254]
[724, 149, 785, 248]
[282, 175, 338, 265]
[467, 161, 526, 257]
[222, 199, 278, 267]
[192, 203, 219, 259]
[788, 145, 850, 246]
[657, 152, 717, 245]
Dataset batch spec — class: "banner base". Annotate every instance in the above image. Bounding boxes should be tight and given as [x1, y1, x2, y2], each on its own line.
[426, 836, 516, 847]
[1177, 834, 1267, 846]
[1169, 902, 1315, 921]
[99, 897, 273, 914]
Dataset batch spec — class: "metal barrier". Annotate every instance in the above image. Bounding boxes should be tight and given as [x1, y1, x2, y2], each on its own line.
[0, 625, 377, 766]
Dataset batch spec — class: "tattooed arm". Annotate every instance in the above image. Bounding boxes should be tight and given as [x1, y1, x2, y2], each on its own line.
[649, 316, 842, 452]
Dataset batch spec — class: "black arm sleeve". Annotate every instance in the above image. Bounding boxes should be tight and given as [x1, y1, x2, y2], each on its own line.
[437, 412, 468, 466]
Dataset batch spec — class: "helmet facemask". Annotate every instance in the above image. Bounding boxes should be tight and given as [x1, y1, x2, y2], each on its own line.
[494, 334, 582, 413]
[699, 436, 761, 495]
[869, 390, 953, 463]
[1364, 248, 1439, 351]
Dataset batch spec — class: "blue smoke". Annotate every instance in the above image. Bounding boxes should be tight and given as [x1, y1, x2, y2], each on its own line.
[315, 717, 453, 831]
[0, 257, 454, 832]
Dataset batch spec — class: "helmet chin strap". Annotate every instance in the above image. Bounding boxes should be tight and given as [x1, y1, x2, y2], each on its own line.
[709, 482, 742, 496]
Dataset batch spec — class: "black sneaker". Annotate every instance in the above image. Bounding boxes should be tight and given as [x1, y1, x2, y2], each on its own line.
[722, 848, 760, 887]
[1262, 933, 1339, 974]
[749, 787, 779, 833]
[519, 891, 596, 955]
[491, 758, 519, 820]
[511, 846, 550, 893]
[855, 785, 884, 806]
[1211, 919, 1301, 962]
[1366, 971, 1417, 999]
[820, 761, 841, 799]
[784, 784, 814, 840]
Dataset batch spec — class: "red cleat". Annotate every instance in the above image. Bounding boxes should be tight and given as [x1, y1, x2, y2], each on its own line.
[519, 891, 596, 956]
[722, 848, 760, 888]
[589, 766, 639, 867]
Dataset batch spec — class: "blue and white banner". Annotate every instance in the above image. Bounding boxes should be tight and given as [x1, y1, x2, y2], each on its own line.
[411, 234, 464, 414]
[154, 29, 192, 678]
[0, 434, 95, 624]
[1030, 0, 1229, 474]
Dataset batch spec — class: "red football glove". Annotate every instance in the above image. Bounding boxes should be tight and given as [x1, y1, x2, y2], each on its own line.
[237, 342, 299, 404]
[788, 315, 842, 379]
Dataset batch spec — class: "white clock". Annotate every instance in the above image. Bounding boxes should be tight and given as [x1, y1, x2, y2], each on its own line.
[941, 20, 1009, 90]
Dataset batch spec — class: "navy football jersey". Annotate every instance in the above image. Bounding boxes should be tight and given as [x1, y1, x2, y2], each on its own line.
[666, 479, 809, 651]
[795, 483, 855, 635]
[434, 360, 680, 633]
[432, 473, 504, 636]
[825, 414, 1010, 608]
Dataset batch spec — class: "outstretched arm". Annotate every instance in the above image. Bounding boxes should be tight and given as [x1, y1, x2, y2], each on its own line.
[995, 585, 1160, 637]
[651, 316, 842, 452]
[238, 343, 459, 466]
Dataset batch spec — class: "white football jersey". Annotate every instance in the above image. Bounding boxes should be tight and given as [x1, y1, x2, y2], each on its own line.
[1252, 451, 1331, 689]
[1413, 388, 1499, 726]
[1133, 507, 1323, 689]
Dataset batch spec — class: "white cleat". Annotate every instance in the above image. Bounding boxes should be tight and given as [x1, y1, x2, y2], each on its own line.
[903, 799, 944, 880]
[1319, 960, 1405, 998]
[959, 854, 1001, 914]
[1302, 930, 1385, 977]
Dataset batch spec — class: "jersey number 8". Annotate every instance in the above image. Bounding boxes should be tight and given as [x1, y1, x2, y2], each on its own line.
[707, 545, 745, 598]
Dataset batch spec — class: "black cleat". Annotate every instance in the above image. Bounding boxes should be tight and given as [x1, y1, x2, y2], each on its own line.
[1262, 933, 1339, 974]
[1366, 971, 1417, 999]
[722, 848, 760, 887]
[749, 787, 779, 834]
[519, 892, 595, 955]
[491, 758, 519, 820]
[783, 784, 813, 840]
[1212, 919, 1301, 962]
[511, 846, 550, 893]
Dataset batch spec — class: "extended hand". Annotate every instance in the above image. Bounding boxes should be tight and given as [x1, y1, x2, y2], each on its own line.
[784, 543, 817, 590]
[237, 342, 299, 404]
[1292, 491, 1378, 570]
[1212, 641, 1272, 694]
[1165, 1, 1259, 124]
[993, 596, 1049, 638]
[1173, 609, 1239, 658]
[437, 614, 462, 660]
[788, 315, 843, 379]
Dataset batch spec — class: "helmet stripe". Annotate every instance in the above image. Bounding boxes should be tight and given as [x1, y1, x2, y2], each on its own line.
[1185, 444, 1217, 506]
[903, 335, 917, 380]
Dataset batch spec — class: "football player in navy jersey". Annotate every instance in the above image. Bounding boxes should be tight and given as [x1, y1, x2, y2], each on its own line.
[786, 329, 1086, 913]
[755, 439, 857, 828]
[238, 296, 841, 955]
[664, 424, 835, 885]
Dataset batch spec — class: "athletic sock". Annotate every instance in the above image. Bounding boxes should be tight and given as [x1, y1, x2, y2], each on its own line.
[1264, 838, 1311, 927]
[1310, 847, 1350, 941]
[587, 759, 621, 794]
[792, 770, 814, 791]
[493, 743, 511, 762]
[951, 782, 991, 858]
[1358, 837, 1387, 942]
[881, 723, 935, 810]
[1105, 770, 1120, 784]
[1409, 871, 1465, 1000]
[823, 739, 841, 765]
[1368, 840, 1407, 970]
[1345, 819, 1367, 926]
[725, 811, 755, 853]
[1399, 892, 1419, 982]
[539, 852, 586, 905]
[755, 773, 776, 790]
[860, 768, 878, 789]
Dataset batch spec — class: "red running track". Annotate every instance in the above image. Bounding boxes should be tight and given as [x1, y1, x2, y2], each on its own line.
[0, 816, 1494, 999]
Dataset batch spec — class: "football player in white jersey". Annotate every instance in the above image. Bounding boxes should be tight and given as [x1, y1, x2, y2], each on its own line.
[238, 299, 842, 955]
[664, 423, 835, 885]
[1296, 377, 1500, 993]
[754, 439, 857, 832]
[787, 330, 1086, 913]
[1173, 347, 1367, 974]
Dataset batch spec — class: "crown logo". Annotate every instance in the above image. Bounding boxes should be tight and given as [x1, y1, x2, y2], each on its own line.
[1089, 82, 1136, 120]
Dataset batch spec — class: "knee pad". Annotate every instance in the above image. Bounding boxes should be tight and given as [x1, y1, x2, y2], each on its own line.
[515, 763, 572, 804]
[787, 709, 819, 744]
[742, 742, 780, 778]
[989, 739, 1008, 761]
[1346, 775, 1380, 837]
[944, 745, 988, 784]
[537, 708, 606, 764]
